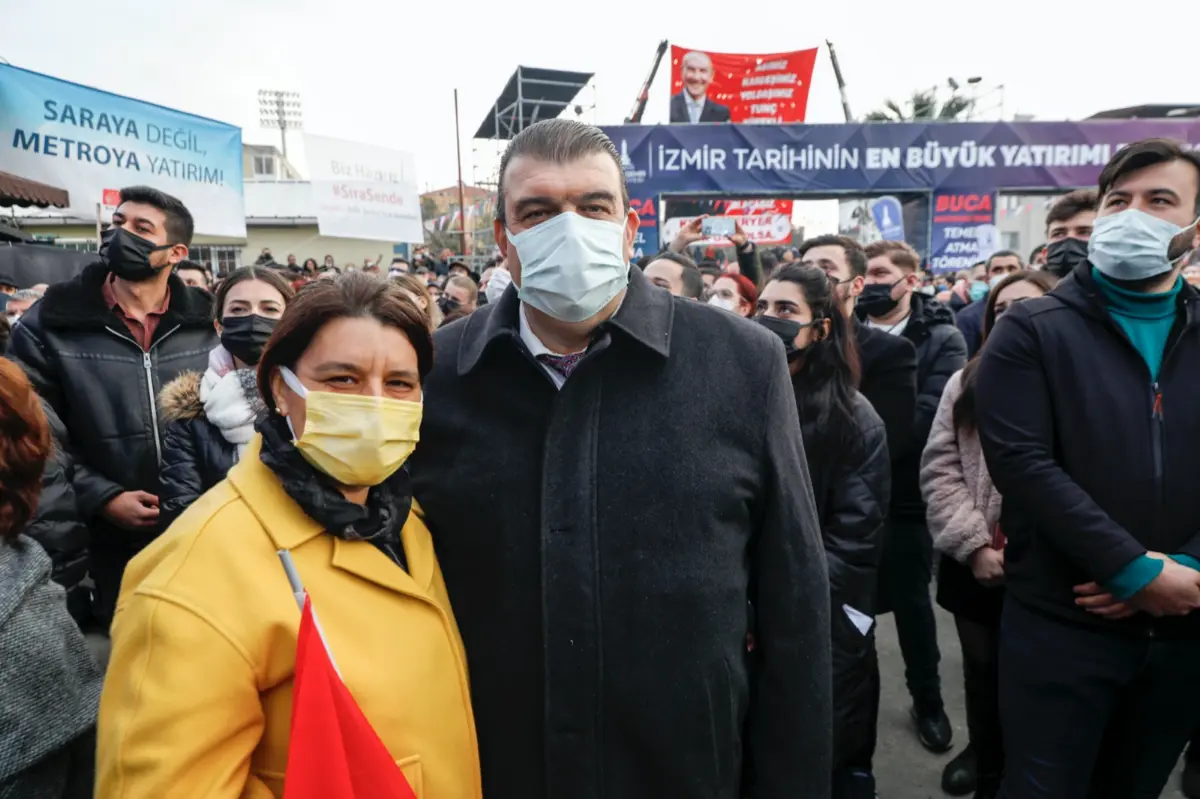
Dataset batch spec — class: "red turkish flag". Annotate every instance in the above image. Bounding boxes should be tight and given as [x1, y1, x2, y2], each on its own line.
[283, 595, 416, 799]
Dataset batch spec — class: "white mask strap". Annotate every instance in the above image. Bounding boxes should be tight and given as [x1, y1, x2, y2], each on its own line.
[278, 366, 307, 443]
[279, 366, 309, 399]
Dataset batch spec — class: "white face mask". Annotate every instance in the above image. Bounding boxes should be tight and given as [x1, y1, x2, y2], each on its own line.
[485, 266, 512, 305]
[506, 212, 629, 323]
[1089, 209, 1198, 281]
[708, 296, 738, 312]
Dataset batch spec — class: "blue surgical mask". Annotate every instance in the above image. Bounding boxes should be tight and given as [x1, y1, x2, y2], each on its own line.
[968, 280, 990, 302]
[988, 274, 1007, 289]
[506, 212, 629, 323]
[1089, 209, 1196, 281]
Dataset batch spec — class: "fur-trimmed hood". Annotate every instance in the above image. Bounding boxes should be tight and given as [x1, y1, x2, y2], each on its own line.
[159, 371, 204, 423]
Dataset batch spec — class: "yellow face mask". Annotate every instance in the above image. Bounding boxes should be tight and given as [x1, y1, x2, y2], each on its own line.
[280, 366, 422, 487]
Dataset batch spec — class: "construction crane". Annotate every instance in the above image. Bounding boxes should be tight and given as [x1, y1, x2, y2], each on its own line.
[826, 40, 854, 123]
[625, 40, 670, 124]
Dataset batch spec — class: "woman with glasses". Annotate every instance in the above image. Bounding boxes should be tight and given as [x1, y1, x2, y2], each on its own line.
[920, 270, 1057, 799]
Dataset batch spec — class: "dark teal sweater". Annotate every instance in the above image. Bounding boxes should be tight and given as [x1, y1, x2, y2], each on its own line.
[1092, 269, 1199, 597]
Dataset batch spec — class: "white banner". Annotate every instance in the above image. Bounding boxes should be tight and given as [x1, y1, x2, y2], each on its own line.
[304, 133, 422, 243]
[0, 64, 246, 238]
[661, 213, 793, 248]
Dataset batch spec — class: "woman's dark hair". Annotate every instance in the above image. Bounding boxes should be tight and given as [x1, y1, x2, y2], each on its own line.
[212, 266, 297, 321]
[953, 270, 1059, 432]
[0, 358, 52, 542]
[302, 258, 319, 272]
[766, 264, 862, 458]
[257, 272, 434, 411]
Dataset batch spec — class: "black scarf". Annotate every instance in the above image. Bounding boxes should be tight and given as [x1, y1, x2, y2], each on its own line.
[257, 414, 410, 570]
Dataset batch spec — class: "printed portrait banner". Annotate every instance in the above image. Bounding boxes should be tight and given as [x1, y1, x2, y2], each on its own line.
[669, 46, 819, 124]
[930, 191, 999, 273]
[0, 64, 245, 237]
[304, 133, 423, 243]
[607, 120, 1200, 254]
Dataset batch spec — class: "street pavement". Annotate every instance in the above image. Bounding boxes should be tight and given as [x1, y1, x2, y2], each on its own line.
[873, 602, 1186, 798]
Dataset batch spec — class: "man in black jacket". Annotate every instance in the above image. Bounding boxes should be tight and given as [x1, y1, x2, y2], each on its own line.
[411, 119, 832, 799]
[1042, 188, 1098, 279]
[978, 139, 1200, 798]
[798, 235, 918, 459]
[860, 239, 967, 752]
[7, 186, 215, 625]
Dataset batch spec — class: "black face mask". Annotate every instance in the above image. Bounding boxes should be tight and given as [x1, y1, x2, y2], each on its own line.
[1044, 237, 1089, 278]
[438, 295, 460, 315]
[755, 314, 816, 361]
[100, 227, 174, 282]
[220, 314, 278, 366]
[856, 280, 903, 318]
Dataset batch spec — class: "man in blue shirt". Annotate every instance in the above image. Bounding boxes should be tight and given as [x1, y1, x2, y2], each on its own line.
[977, 139, 1200, 799]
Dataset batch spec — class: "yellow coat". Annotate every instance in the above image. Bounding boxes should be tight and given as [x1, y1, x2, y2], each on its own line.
[96, 436, 481, 799]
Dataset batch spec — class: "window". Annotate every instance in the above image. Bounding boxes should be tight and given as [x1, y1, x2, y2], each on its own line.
[1001, 232, 1020, 252]
[190, 246, 241, 276]
[253, 155, 276, 178]
[51, 239, 99, 253]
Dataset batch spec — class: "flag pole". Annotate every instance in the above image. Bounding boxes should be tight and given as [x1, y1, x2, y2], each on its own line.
[278, 549, 342, 676]
[278, 550, 306, 612]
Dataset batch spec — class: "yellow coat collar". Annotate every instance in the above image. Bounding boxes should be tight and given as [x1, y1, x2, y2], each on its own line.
[227, 434, 436, 598]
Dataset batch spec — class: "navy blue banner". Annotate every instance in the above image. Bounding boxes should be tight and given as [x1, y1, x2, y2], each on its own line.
[606, 120, 1200, 255]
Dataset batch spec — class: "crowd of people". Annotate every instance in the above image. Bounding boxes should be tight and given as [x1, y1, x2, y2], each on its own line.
[0, 118, 1198, 799]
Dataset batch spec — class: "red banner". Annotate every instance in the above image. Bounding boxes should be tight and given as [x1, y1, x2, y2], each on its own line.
[714, 198, 794, 216]
[668, 46, 819, 125]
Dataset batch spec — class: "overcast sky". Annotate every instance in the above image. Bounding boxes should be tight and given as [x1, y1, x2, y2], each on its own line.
[5, 0, 1194, 232]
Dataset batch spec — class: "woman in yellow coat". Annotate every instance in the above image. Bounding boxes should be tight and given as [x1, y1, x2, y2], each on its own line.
[97, 273, 481, 799]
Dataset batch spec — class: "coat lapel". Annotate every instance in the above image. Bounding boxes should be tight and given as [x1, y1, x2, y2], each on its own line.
[329, 539, 430, 604]
[232, 436, 440, 605]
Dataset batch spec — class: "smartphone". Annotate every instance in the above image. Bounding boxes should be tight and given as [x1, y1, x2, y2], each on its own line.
[701, 216, 735, 238]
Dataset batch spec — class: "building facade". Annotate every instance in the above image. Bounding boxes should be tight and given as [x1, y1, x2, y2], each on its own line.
[9, 144, 414, 274]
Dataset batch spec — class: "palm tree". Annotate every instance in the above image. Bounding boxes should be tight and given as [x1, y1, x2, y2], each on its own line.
[864, 88, 973, 122]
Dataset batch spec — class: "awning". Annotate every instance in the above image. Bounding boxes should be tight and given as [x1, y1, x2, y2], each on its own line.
[0, 171, 70, 209]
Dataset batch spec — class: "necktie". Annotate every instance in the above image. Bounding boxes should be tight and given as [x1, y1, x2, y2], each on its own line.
[537, 352, 586, 380]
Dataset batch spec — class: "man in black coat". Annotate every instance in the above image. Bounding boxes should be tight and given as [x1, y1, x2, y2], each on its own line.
[978, 140, 1200, 798]
[7, 186, 215, 625]
[860, 240, 967, 753]
[410, 119, 832, 799]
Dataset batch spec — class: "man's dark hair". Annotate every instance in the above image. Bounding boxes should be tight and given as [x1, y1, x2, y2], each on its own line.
[648, 251, 703, 299]
[864, 240, 921, 272]
[698, 263, 722, 279]
[118, 185, 195, 246]
[1097, 139, 1200, 214]
[496, 119, 630, 224]
[798, 234, 868, 278]
[1045, 189, 1098, 233]
[985, 249, 1023, 268]
[174, 260, 209, 283]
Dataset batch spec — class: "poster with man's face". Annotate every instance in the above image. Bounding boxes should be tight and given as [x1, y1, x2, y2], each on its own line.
[668, 46, 819, 124]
